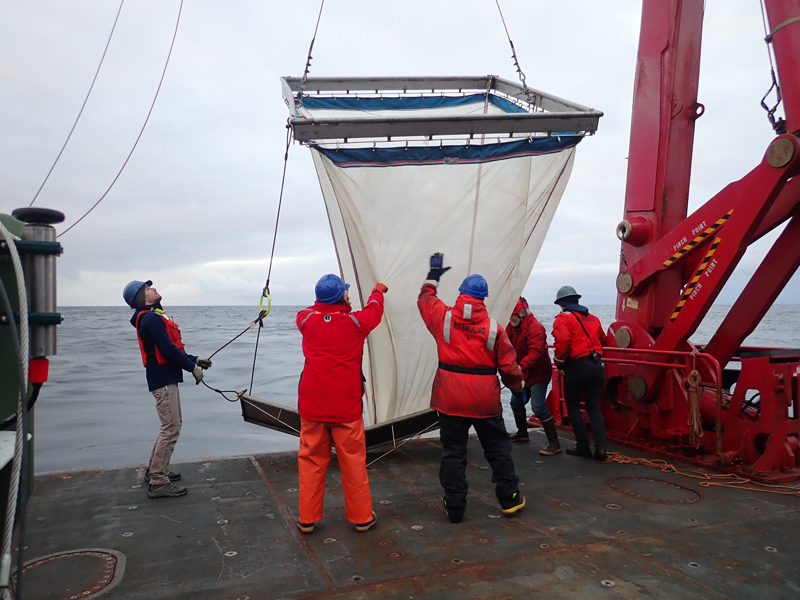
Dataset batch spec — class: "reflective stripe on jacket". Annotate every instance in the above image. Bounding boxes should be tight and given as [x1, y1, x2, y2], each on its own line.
[418, 281, 523, 418]
[552, 310, 606, 364]
[296, 290, 385, 423]
[505, 314, 552, 385]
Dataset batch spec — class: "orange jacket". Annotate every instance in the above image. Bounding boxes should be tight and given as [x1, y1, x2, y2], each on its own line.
[296, 290, 385, 422]
[418, 282, 523, 418]
[552, 310, 606, 365]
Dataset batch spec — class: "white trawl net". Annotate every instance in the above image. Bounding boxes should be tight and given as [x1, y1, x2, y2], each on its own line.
[310, 142, 577, 425]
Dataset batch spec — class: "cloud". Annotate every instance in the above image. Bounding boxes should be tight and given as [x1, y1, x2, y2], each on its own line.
[2, 0, 797, 308]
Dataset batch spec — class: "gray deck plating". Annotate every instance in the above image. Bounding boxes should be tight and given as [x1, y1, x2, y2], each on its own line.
[23, 432, 800, 599]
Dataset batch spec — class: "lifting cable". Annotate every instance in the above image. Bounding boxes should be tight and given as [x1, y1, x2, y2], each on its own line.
[759, 0, 785, 133]
[494, 0, 531, 100]
[202, 0, 323, 401]
[601, 452, 800, 499]
[29, 0, 125, 208]
[58, 0, 185, 238]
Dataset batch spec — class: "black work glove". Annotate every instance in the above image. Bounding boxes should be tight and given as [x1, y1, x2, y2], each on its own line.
[427, 252, 452, 281]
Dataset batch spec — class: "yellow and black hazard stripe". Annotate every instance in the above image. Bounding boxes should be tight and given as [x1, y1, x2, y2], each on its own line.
[663, 210, 732, 268]
[670, 237, 722, 321]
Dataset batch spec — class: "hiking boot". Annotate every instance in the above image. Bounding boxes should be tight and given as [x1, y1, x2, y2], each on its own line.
[593, 449, 608, 462]
[510, 413, 529, 443]
[539, 418, 562, 456]
[144, 469, 181, 484]
[355, 511, 377, 532]
[443, 497, 464, 524]
[501, 493, 526, 515]
[147, 483, 187, 499]
[565, 446, 592, 458]
[296, 521, 315, 534]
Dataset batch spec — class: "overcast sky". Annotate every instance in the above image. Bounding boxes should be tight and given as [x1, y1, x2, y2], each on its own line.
[2, 0, 796, 307]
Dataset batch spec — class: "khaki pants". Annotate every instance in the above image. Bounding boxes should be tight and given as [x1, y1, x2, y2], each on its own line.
[298, 417, 373, 525]
[148, 383, 182, 485]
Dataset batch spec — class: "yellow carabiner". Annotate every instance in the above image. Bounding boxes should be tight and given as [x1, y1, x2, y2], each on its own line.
[259, 290, 272, 317]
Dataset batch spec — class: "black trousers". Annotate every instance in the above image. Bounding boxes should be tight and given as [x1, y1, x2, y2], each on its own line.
[437, 412, 520, 513]
[562, 355, 607, 452]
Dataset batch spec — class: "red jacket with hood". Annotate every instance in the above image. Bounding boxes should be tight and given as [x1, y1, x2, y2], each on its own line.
[418, 281, 523, 418]
[505, 314, 552, 386]
[296, 290, 384, 422]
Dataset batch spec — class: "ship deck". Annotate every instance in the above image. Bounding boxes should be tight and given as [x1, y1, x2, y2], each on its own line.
[22, 430, 800, 599]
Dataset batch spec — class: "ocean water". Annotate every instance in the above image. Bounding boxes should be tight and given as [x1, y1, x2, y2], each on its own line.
[34, 303, 800, 474]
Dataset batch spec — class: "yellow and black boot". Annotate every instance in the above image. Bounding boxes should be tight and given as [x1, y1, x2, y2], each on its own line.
[510, 413, 530, 442]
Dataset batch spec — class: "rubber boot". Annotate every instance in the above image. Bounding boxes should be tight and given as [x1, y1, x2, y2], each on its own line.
[510, 413, 530, 442]
[538, 418, 561, 456]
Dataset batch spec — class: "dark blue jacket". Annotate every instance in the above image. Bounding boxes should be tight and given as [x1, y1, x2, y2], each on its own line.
[130, 303, 198, 392]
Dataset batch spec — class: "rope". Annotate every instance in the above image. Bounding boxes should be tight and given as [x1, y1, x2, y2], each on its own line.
[58, 0, 185, 237]
[30, 0, 125, 207]
[494, 0, 531, 101]
[686, 351, 703, 449]
[602, 452, 800, 498]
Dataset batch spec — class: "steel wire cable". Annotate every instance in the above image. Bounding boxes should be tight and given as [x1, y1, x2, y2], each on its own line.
[0, 221, 29, 600]
[58, 0, 185, 238]
[29, 0, 126, 208]
[494, 0, 531, 95]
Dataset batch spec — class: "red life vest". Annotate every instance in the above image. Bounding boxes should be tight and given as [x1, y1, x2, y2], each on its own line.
[135, 309, 186, 367]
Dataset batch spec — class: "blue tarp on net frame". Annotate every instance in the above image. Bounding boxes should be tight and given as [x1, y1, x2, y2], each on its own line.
[301, 93, 528, 114]
[311, 135, 581, 168]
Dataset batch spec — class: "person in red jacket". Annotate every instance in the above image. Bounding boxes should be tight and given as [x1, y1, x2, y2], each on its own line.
[552, 285, 608, 461]
[506, 298, 561, 456]
[295, 274, 387, 534]
[418, 253, 526, 524]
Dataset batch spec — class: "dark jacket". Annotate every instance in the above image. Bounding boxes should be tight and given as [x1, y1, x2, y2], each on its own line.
[131, 303, 198, 391]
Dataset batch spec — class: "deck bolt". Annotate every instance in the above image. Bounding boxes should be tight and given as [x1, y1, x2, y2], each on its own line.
[765, 546, 777, 553]
[351, 575, 363, 582]
[488, 514, 501, 519]
[411, 525, 423, 530]
[128, 506, 138, 510]
[237, 596, 250, 600]
[452, 558, 463, 564]
[207, 478, 216, 482]
[688, 562, 700, 568]
[122, 532, 134, 538]
[217, 519, 228, 525]
[688, 518, 698, 522]
[224, 551, 238, 557]
[379, 500, 392, 504]
[600, 580, 615, 587]
[539, 543, 550, 549]
[286, 488, 297, 492]
[324, 538, 337, 544]
[131, 484, 142, 489]
[605, 504, 622, 510]
[616, 530, 626, 535]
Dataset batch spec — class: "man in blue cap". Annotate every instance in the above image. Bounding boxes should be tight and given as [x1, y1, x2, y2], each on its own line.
[418, 254, 526, 523]
[123, 280, 212, 499]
